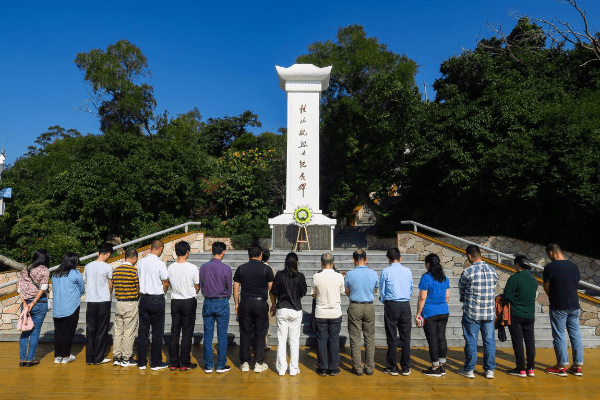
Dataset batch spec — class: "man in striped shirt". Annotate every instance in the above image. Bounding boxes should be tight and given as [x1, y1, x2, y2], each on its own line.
[112, 249, 139, 367]
[457, 244, 498, 379]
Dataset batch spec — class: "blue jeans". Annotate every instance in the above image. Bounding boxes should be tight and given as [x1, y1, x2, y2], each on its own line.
[202, 298, 230, 369]
[549, 308, 583, 366]
[462, 315, 495, 372]
[315, 316, 342, 371]
[19, 300, 48, 361]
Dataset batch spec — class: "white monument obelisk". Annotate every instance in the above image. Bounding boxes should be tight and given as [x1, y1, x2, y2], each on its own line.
[269, 64, 336, 250]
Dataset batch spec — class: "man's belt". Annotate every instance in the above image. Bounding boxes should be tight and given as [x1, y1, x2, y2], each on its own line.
[350, 301, 373, 304]
[242, 296, 266, 301]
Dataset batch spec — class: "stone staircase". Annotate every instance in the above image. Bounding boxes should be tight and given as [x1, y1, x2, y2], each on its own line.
[3, 250, 600, 348]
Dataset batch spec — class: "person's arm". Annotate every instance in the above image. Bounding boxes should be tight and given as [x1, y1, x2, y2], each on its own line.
[543, 281, 550, 296]
[27, 289, 45, 311]
[270, 293, 277, 316]
[446, 288, 450, 304]
[345, 287, 351, 296]
[162, 279, 169, 293]
[458, 271, 467, 303]
[234, 282, 241, 314]
[108, 278, 113, 294]
[194, 284, 200, 293]
[416, 289, 427, 322]
[379, 272, 386, 303]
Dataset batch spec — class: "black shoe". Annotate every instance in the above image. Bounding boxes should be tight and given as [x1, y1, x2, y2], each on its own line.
[383, 367, 399, 376]
[329, 368, 341, 376]
[439, 365, 446, 375]
[363, 368, 373, 376]
[316, 368, 328, 377]
[401, 367, 412, 376]
[180, 363, 198, 371]
[351, 368, 363, 376]
[422, 367, 442, 377]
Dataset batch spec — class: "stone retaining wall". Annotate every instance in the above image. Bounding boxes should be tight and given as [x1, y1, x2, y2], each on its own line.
[398, 232, 600, 336]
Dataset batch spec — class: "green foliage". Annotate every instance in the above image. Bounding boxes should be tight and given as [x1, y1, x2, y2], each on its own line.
[297, 25, 420, 220]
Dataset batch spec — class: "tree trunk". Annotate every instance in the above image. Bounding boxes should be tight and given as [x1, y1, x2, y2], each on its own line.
[0, 254, 27, 270]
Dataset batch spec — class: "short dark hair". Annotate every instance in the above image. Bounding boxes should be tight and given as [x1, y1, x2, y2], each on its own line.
[546, 243, 562, 254]
[175, 241, 191, 257]
[212, 241, 226, 256]
[386, 248, 401, 261]
[151, 240, 164, 250]
[465, 244, 481, 259]
[262, 248, 271, 263]
[248, 245, 262, 259]
[353, 249, 367, 262]
[124, 248, 138, 260]
[98, 243, 113, 255]
[514, 255, 531, 270]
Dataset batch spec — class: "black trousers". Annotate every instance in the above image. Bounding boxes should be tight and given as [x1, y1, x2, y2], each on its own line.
[508, 314, 536, 371]
[384, 301, 412, 370]
[54, 306, 80, 358]
[238, 299, 269, 364]
[169, 297, 197, 367]
[137, 295, 166, 368]
[423, 313, 449, 365]
[86, 301, 111, 364]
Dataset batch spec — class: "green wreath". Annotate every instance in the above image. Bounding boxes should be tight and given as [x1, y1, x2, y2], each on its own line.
[294, 206, 312, 226]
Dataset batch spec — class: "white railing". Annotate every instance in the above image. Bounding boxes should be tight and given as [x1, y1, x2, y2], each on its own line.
[0, 221, 202, 290]
[401, 220, 600, 294]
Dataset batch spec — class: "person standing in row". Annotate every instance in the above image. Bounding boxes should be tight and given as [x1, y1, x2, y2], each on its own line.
[137, 240, 169, 371]
[457, 244, 498, 379]
[18, 249, 51, 367]
[83, 243, 113, 365]
[52, 253, 85, 364]
[380, 247, 413, 376]
[416, 253, 450, 377]
[504, 255, 537, 378]
[312, 252, 345, 377]
[112, 248, 139, 367]
[168, 241, 200, 371]
[263, 248, 276, 351]
[345, 249, 378, 376]
[234, 245, 274, 373]
[270, 252, 307, 376]
[199, 241, 232, 374]
[543, 243, 584, 377]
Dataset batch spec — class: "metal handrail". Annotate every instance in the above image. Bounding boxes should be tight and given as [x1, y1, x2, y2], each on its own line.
[0, 221, 202, 290]
[401, 220, 600, 294]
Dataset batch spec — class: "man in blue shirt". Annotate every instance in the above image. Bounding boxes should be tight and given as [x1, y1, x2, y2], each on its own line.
[379, 247, 413, 376]
[345, 249, 379, 376]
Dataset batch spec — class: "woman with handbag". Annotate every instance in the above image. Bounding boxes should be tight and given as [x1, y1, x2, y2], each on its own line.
[415, 253, 450, 377]
[17, 249, 51, 367]
[52, 253, 85, 364]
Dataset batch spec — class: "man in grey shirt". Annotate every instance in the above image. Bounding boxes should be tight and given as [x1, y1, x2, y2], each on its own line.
[83, 243, 113, 365]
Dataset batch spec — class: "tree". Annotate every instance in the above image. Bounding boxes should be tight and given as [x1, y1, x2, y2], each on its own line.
[296, 25, 420, 221]
[199, 110, 261, 157]
[74, 40, 157, 135]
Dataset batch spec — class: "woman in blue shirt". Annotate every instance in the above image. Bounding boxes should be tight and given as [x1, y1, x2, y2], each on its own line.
[416, 253, 450, 377]
[52, 253, 85, 364]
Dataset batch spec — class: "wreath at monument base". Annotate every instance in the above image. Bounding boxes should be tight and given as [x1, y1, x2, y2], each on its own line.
[293, 205, 312, 226]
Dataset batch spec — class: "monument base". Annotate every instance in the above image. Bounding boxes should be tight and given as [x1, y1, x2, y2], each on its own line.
[269, 213, 335, 251]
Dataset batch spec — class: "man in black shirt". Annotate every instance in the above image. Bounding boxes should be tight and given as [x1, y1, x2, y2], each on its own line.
[542, 243, 583, 377]
[233, 246, 274, 373]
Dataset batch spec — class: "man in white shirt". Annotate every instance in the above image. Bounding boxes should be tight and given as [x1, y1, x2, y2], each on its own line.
[83, 243, 113, 365]
[312, 252, 345, 377]
[168, 241, 200, 371]
[136, 240, 169, 371]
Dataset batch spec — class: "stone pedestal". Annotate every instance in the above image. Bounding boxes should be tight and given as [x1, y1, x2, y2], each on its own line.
[269, 64, 336, 250]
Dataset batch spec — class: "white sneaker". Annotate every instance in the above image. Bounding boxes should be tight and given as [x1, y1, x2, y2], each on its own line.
[54, 357, 63, 364]
[139, 365, 147, 370]
[289, 368, 300, 376]
[278, 370, 286, 376]
[254, 362, 268, 373]
[485, 370, 494, 379]
[61, 355, 76, 364]
[457, 367, 475, 379]
[121, 359, 138, 367]
[97, 358, 111, 364]
[241, 362, 250, 372]
[113, 359, 121, 366]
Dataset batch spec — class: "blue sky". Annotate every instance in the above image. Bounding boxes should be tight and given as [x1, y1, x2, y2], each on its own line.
[1, 0, 598, 166]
